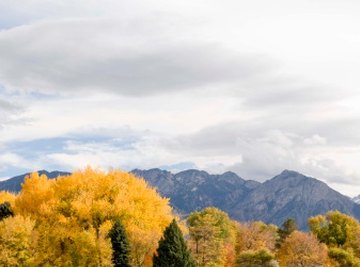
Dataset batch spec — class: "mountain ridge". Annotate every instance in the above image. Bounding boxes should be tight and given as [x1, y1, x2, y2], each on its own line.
[1, 168, 359, 229]
[131, 168, 360, 229]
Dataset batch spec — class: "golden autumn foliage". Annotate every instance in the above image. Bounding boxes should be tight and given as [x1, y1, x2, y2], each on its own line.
[0, 168, 174, 267]
[0, 191, 16, 206]
[234, 222, 279, 267]
[236, 221, 278, 253]
[0, 215, 36, 266]
[277, 231, 330, 267]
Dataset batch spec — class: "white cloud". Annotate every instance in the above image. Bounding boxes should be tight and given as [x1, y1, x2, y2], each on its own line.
[0, 98, 26, 128]
[1, 0, 360, 197]
[304, 134, 327, 145]
[0, 153, 23, 167]
[0, 18, 275, 98]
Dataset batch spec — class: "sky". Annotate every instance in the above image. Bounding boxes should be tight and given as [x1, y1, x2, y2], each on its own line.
[1, 0, 360, 196]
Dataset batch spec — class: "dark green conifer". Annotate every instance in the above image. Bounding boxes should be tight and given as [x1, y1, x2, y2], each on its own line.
[108, 219, 131, 267]
[153, 219, 195, 267]
[0, 202, 14, 221]
[276, 218, 298, 247]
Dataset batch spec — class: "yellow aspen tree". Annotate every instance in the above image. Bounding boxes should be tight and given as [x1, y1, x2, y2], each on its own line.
[0, 191, 16, 206]
[0, 215, 36, 266]
[11, 168, 174, 267]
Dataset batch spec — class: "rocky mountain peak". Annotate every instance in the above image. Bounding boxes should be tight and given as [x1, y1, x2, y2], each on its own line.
[216, 171, 245, 184]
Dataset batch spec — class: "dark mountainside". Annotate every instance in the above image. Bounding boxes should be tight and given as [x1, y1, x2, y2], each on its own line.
[231, 170, 360, 229]
[131, 168, 260, 214]
[1, 168, 359, 229]
[0, 170, 71, 192]
[131, 169, 360, 229]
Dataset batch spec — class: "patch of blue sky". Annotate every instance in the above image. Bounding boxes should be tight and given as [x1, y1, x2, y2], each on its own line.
[0, 132, 144, 179]
[27, 91, 62, 100]
[0, 84, 9, 95]
[6, 137, 69, 156]
[0, 166, 31, 181]
[5, 132, 142, 161]
[68, 133, 141, 150]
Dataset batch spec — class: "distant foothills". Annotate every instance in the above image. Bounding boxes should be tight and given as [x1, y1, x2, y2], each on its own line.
[1, 168, 360, 229]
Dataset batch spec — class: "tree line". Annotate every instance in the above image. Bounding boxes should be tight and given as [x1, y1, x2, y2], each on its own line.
[0, 168, 360, 266]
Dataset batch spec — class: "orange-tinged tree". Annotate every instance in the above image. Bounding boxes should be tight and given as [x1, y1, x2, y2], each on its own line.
[277, 231, 330, 267]
[236, 221, 278, 253]
[235, 222, 279, 267]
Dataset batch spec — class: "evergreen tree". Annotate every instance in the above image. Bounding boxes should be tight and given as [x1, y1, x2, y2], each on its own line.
[153, 219, 195, 267]
[108, 219, 131, 267]
[0, 202, 14, 221]
[276, 218, 297, 247]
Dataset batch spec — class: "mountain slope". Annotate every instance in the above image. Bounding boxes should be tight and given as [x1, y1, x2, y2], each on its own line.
[0, 170, 71, 192]
[131, 168, 259, 214]
[231, 170, 360, 229]
[133, 169, 360, 229]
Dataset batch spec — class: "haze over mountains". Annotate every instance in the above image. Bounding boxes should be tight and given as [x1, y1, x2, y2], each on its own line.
[1, 168, 359, 229]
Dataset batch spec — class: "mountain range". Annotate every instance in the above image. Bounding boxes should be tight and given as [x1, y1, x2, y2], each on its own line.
[1, 168, 359, 229]
[131, 169, 360, 229]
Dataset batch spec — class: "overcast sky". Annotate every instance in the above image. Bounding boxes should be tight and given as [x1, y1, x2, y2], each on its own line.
[1, 0, 360, 196]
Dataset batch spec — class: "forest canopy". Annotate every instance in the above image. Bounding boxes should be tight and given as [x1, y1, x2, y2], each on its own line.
[0, 168, 360, 267]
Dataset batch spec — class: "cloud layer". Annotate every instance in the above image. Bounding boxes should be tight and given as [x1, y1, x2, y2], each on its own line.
[1, 0, 360, 196]
[0, 18, 272, 97]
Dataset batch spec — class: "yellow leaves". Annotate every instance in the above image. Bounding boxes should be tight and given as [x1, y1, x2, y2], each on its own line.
[1, 167, 174, 266]
[0, 215, 36, 266]
[0, 191, 16, 206]
[15, 172, 55, 218]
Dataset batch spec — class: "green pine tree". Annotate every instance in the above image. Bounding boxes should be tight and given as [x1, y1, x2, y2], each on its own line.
[0, 202, 14, 221]
[153, 219, 195, 267]
[108, 219, 131, 267]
